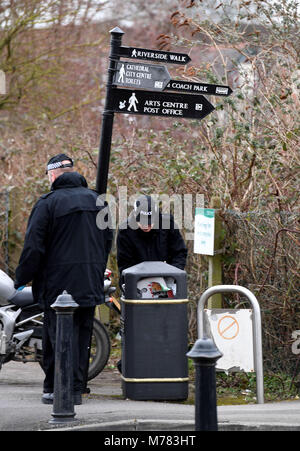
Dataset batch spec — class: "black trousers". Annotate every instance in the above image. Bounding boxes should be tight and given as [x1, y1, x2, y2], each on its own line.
[42, 306, 95, 393]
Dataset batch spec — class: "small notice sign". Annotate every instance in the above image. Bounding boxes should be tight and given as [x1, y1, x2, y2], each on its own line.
[194, 208, 215, 255]
[204, 309, 255, 372]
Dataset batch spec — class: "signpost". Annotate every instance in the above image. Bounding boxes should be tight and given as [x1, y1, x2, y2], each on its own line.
[165, 79, 232, 97]
[113, 62, 171, 91]
[118, 46, 191, 65]
[95, 27, 232, 195]
[111, 88, 215, 120]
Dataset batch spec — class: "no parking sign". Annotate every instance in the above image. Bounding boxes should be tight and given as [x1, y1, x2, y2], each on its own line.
[204, 309, 255, 372]
[0, 70, 5, 95]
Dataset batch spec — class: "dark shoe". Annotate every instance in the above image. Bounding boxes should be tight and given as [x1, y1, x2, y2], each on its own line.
[117, 360, 122, 374]
[74, 392, 82, 405]
[81, 387, 90, 394]
[42, 393, 54, 404]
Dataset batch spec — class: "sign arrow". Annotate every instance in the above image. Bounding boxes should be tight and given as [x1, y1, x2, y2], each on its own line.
[118, 46, 191, 65]
[111, 88, 215, 120]
[113, 62, 171, 91]
[165, 79, 233, 97]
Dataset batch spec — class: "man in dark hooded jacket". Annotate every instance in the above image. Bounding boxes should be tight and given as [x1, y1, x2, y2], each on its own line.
[14, 154, 113, 404]
[117, 195, 187, 287]
[115, 195, 187, 374]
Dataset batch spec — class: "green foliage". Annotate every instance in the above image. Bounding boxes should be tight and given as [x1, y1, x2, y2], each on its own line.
[215, 372, 299, 404]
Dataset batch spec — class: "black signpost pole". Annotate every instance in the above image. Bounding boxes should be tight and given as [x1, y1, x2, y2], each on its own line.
[96, 27, 124, 195]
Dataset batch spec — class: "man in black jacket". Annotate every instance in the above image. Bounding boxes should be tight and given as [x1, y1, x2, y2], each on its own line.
[14, 154, 113, 404]
[117, 195, 187, 287]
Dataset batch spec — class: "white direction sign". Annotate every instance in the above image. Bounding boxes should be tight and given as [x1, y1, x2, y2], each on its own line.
[113, 62, 171, 91]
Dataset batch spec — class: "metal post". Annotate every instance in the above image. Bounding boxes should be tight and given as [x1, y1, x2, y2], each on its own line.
[208, 196, 223, 308]
[49, 291, 79, 424]
[187, 337, 222, 431]
[4, 189, 9, 274]
[95, 26, 124, 195]
[197, 285, 264, 404]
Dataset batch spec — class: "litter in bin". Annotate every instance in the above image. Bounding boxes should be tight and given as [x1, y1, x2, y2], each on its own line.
[137, 276, 176, 299]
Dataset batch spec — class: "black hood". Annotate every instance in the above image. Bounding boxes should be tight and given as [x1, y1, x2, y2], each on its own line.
[51, 172, 88, 190]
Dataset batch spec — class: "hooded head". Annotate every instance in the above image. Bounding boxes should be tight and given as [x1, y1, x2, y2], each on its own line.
[133, 195, 159, 232]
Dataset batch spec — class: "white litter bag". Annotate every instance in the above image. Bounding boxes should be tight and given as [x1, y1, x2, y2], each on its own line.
[0, 270, 16, 305]
[137, 276, 176, 299]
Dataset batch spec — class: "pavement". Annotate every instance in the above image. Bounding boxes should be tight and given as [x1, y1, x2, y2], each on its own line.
[0, 361, 300, 432]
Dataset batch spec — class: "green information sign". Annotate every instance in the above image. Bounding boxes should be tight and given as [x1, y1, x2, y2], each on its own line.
[194, 208, 215, 255]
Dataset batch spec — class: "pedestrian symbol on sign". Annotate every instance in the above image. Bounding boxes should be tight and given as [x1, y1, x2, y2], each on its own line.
[118, 64, 125, 83]
[128, 93, 139, 112]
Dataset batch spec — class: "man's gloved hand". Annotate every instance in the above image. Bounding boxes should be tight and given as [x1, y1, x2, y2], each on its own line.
[17, 285, 25, 291]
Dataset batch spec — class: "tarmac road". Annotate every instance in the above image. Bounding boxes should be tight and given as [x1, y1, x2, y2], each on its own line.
[0, 361, 300, 431]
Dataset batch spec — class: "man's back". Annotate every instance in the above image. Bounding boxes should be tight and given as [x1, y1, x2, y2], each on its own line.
[15, 172, 112, 309]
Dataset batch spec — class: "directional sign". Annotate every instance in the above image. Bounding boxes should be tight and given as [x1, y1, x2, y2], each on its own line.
[113, 62, 171, 91]
[165, 79, 233, 97]
[118, 46, 191, 65]
[111, 88, 215, 120]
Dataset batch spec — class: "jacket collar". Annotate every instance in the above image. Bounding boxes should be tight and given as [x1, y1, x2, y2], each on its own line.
[51, 172, 88, 190]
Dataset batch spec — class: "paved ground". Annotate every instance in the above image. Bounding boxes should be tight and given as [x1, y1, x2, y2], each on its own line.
[0, 361, 300, 431]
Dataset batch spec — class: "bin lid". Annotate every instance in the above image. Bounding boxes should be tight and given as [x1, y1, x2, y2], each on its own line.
[122, 261, 186, 277]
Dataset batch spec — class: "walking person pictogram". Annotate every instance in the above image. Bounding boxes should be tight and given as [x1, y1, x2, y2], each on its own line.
[127, 92, 139, 112]
[118, 64, 125, 83]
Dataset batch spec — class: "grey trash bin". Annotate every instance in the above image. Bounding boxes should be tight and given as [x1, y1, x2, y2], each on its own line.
[120, 261, 188, 401]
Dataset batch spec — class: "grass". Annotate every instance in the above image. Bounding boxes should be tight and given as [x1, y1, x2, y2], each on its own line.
[188, 360, 300, 405]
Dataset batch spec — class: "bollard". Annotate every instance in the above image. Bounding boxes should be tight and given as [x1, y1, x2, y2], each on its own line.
[49, 291, 79, 424]
[187, 337, 222, 431]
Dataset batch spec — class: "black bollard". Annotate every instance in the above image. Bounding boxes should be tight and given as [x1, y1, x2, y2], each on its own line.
[49, 291, 79, 424]
[187, 337, 222, 431]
